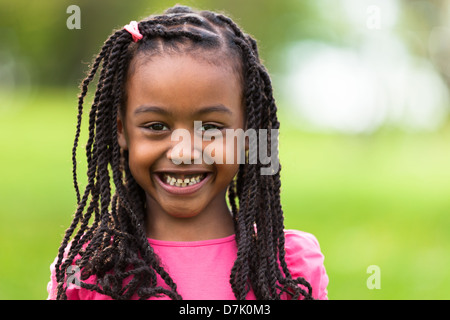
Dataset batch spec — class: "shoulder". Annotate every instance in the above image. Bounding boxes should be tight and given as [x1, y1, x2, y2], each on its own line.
[47, 239, 88, 300]
[283, 229, 329, 300]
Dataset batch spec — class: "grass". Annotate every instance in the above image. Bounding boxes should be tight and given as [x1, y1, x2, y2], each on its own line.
[279, 123, 450, 299]
[0, 87, 449, 299]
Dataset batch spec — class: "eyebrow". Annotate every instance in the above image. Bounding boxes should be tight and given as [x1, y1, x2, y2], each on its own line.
[195, 105, 233, 116]
[133, 104, 233, 116]
[134, 105, 172, 116]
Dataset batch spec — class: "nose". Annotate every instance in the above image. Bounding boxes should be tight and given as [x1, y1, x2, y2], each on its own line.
[166, 128, 202, 165]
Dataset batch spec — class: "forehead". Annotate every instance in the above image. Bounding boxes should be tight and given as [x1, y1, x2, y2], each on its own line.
[125, 53, 244, 118]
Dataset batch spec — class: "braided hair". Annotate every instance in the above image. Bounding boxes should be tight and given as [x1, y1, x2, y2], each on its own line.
[55, 5, 313, 300]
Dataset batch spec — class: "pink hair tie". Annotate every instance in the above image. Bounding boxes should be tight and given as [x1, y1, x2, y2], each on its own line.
[124, 21, 143, 42]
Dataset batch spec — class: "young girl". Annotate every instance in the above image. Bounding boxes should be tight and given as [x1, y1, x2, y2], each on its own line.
[47, 5, 328, 300]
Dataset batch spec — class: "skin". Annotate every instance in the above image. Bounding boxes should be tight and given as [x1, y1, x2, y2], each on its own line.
[117, 53, 245, 241]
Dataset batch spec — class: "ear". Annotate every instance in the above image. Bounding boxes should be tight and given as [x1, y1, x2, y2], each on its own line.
[117, 117, 128, 150]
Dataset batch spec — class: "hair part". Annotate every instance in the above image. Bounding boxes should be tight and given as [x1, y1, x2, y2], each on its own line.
[55, 4, 313, 300]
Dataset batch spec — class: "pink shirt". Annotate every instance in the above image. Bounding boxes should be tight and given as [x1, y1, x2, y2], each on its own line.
[47, 229, 328, 300]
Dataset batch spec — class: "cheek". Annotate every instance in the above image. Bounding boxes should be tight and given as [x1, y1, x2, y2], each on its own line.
[205, 136, 241, 182]
[127, 142, 161, 185]
[202, 130, 246, 166]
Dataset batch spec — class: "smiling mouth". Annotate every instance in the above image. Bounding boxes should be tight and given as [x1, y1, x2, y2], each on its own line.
[159, 172, 208, 188]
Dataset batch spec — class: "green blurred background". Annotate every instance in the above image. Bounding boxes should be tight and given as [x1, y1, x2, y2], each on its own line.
[1, 0, 449, 299]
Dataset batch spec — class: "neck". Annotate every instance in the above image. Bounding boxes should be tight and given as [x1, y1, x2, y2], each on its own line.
[145, 192, 235, 242]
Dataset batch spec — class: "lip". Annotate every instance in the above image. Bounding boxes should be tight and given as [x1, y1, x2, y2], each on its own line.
[153, 169, 212, 175]
[153, 171, 212, 195]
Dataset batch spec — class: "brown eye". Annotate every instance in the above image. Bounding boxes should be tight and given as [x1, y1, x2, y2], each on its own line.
[201, 124, 220, 131]
[146, 123, 169, 131]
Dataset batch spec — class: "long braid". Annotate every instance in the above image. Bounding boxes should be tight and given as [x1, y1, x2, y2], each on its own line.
[55, 5, 312, 300]
[211, 10, 313, 299]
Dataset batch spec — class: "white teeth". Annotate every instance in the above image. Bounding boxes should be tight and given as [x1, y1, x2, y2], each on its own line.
[162, 173, 206, 188]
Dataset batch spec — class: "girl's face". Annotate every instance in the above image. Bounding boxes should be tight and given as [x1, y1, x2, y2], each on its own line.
[118, 53, 245, 221]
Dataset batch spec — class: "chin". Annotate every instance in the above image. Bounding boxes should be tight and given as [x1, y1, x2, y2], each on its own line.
[163, 204, 203, 219]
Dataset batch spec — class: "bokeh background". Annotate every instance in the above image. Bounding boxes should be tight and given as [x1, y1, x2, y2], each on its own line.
[1, 0, 449, 299]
